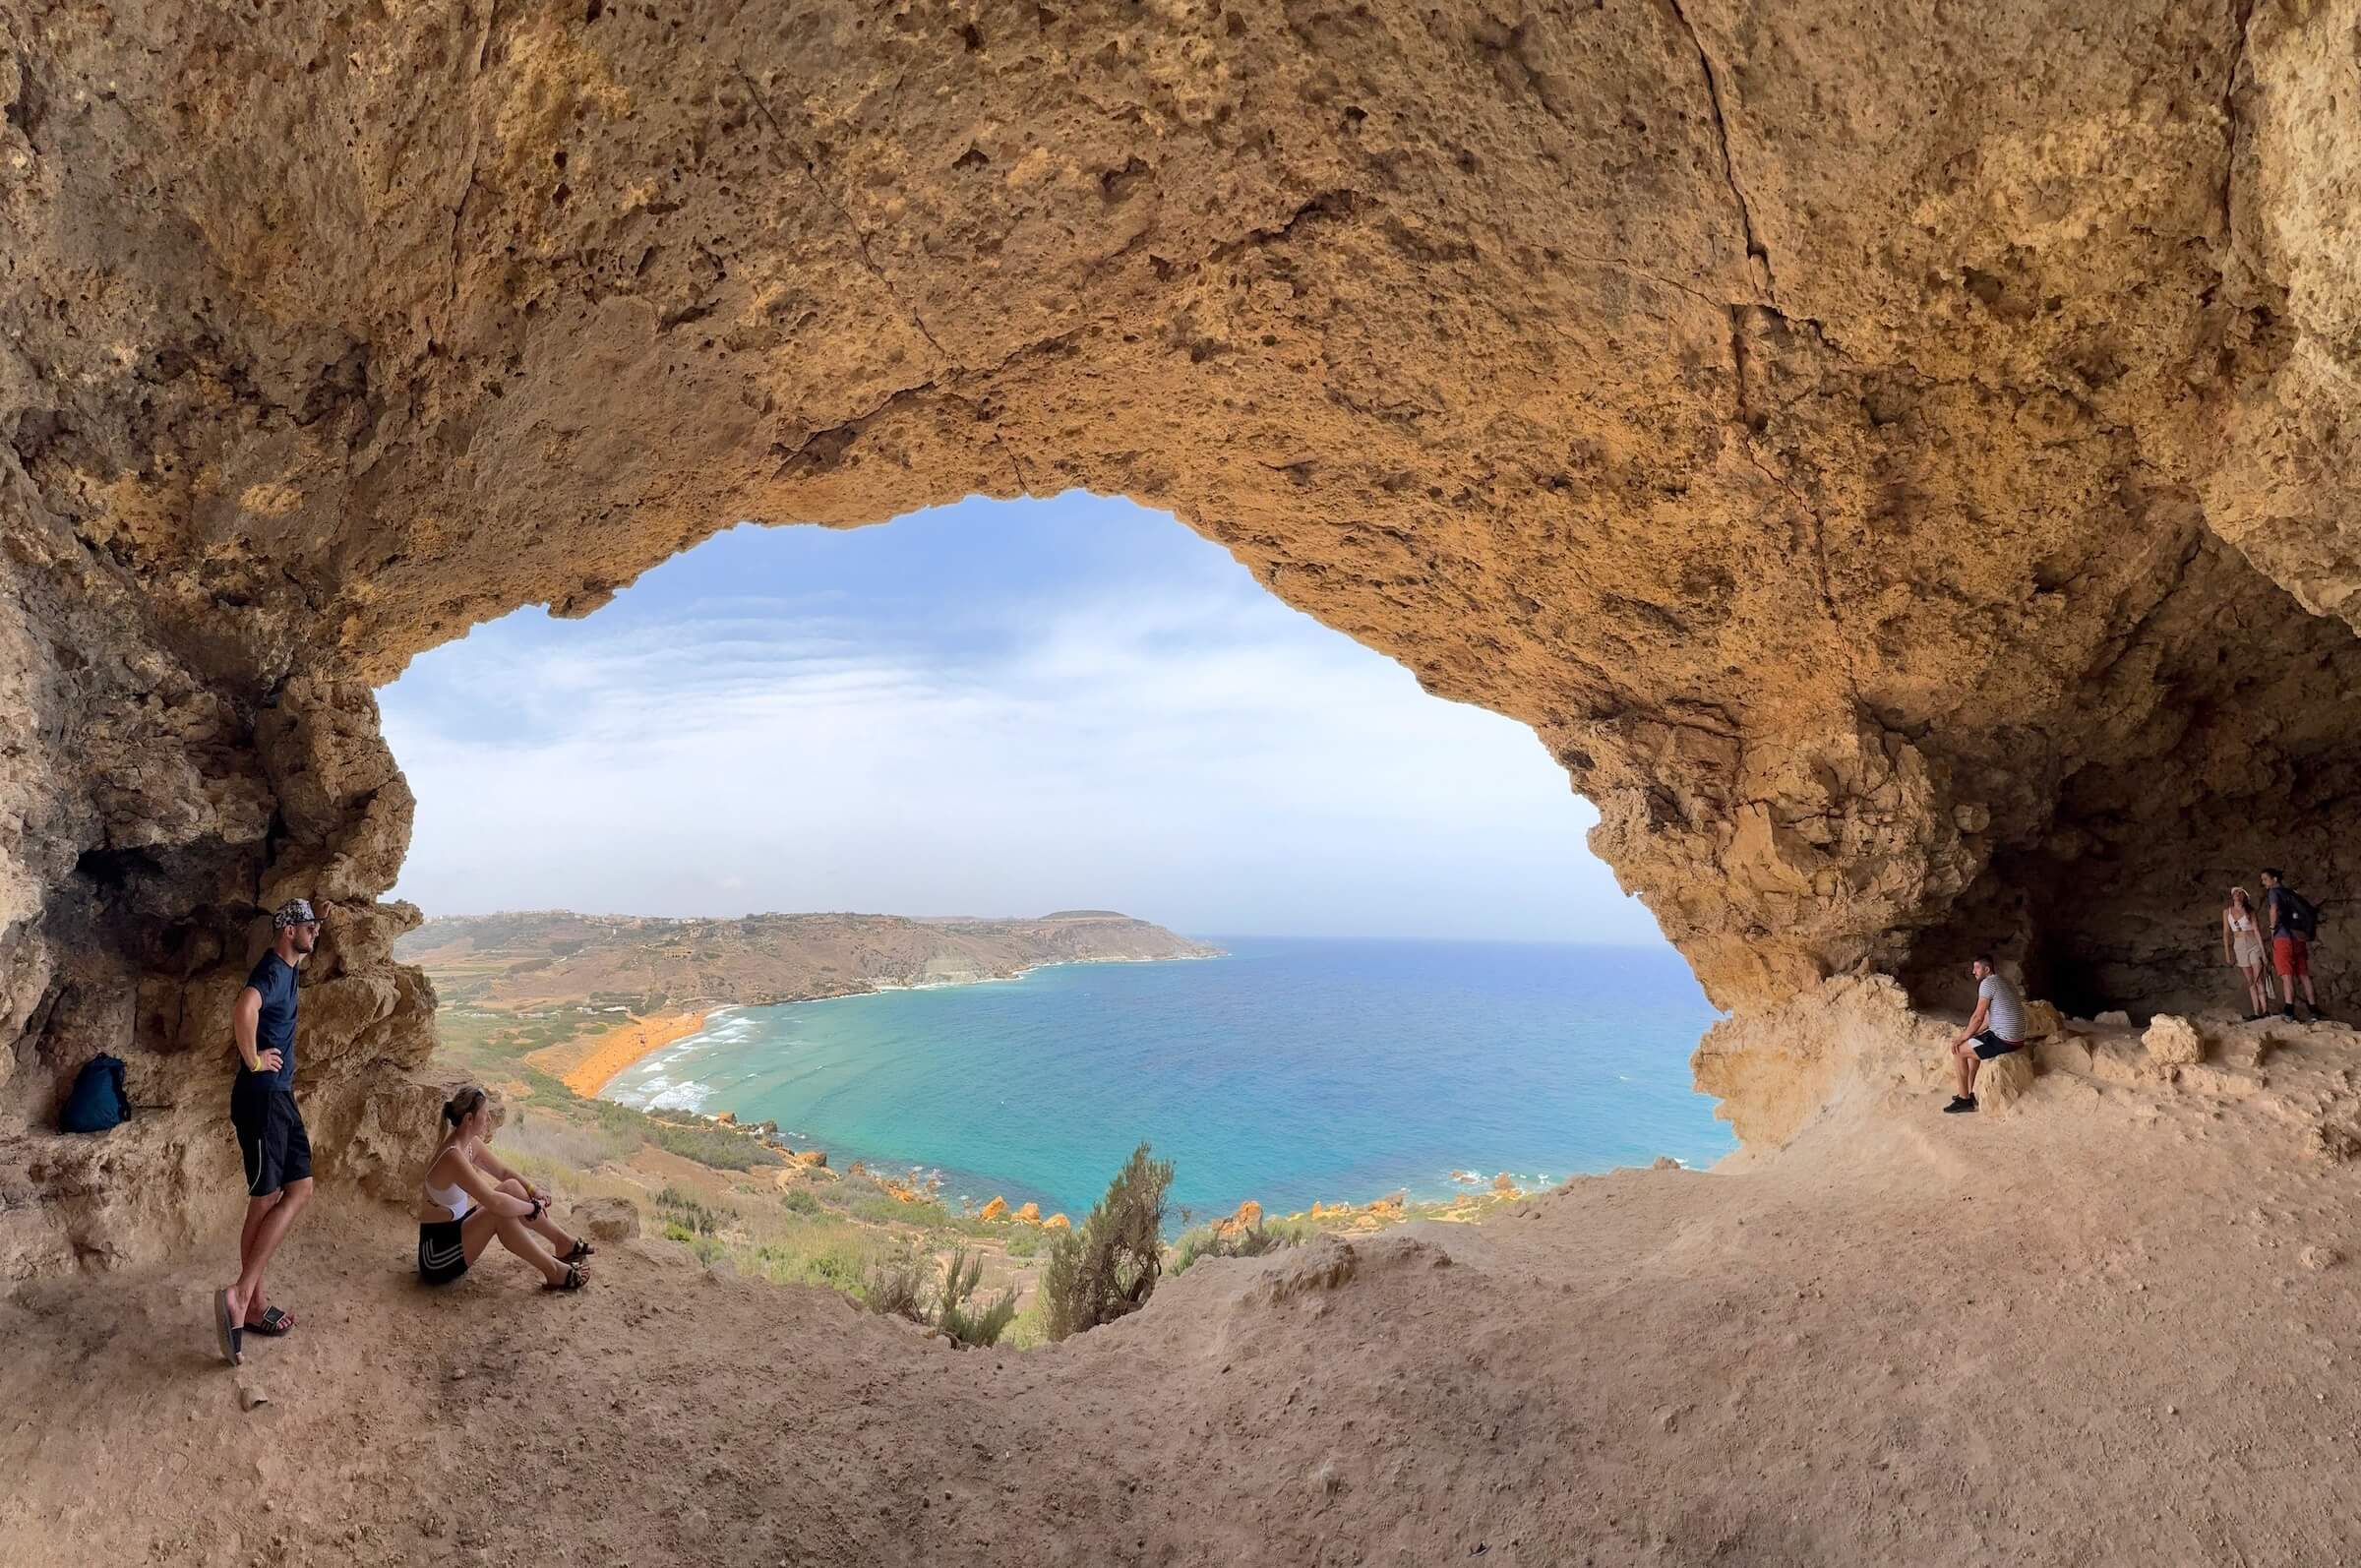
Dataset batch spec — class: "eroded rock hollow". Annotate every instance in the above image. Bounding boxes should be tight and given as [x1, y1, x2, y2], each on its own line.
[6, 0, 2359, 1271]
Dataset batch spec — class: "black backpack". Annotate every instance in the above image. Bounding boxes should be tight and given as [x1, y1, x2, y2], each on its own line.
[59, 1054, 130, 1134]
[2277, 887, 2322, 941]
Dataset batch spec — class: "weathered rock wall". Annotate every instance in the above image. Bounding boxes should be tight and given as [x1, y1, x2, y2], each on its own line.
[6, 0, 2361, 1269]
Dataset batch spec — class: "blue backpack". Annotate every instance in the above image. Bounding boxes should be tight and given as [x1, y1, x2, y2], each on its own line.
[59, 1054, 130, 1134]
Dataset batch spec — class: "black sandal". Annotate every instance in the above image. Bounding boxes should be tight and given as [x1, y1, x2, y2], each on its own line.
[244, 1305, 297, 1336]
[213, 1289, 243, 1366]
[562, 1237, 595, 1265]
[544, 1263, 588, 1292]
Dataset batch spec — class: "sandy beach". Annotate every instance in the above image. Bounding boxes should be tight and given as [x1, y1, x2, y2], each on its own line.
[527, 1010, 712, 1097]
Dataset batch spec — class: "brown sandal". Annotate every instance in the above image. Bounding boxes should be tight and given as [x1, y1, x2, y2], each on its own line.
[543, 1262, 588, 1292]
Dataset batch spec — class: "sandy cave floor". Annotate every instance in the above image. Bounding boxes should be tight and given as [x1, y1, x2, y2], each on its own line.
[11, 1027, 2361, 1565]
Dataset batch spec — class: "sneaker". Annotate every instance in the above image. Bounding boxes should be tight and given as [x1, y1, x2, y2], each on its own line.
[1943, 1095, 1978, 1115]
[2284, 1003, 2299, 1021]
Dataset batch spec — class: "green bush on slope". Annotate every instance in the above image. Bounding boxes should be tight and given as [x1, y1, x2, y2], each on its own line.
[1043, 1141, 1173, 1342]
[1170, 1214, 1314, 1276]
[936, 1247, 1021, 1349]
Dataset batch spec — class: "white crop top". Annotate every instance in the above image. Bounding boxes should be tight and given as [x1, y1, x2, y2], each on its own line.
[424, 1150, 474, 1222]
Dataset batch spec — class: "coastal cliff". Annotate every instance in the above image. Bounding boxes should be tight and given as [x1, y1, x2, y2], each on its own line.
[395, 909, 1218, 1013]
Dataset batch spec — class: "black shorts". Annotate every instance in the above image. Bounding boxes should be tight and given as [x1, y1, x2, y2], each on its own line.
[230, 1081, 312, 1196]
[418, 1220, 469, 1286]
[1972, 1030, 2025, 1060]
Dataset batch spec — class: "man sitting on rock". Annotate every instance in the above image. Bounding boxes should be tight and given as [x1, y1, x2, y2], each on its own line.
[1944, 954, 2027, 1115]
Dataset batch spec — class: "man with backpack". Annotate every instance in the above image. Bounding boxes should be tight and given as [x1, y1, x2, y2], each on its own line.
[212, 897, 323, 1365]
[2260, 869, 2326, 1024]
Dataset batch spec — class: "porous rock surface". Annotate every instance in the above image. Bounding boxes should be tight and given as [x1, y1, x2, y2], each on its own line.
[6, 0, 2361, 1266]
[2144, 1013, 2208, 1068]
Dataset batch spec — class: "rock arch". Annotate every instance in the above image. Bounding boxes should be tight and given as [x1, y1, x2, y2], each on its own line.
[6, 0, 2361, 1270]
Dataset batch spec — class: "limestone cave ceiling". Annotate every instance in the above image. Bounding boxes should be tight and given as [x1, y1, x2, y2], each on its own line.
[6, 0, 2361, 1263]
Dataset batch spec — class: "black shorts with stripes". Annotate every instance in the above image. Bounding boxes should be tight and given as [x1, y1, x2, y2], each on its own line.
[230, 1080, 312, 1196]
[418, 1220, 469, 1285]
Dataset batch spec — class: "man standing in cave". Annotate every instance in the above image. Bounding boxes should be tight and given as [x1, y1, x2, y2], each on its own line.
[212, 897, 323, 1365]
[1942, 954, 2027, 1115]
[2260, 869, 2324, 1024]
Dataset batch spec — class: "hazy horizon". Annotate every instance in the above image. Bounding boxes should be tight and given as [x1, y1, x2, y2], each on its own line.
[402, 903, 1672, 947]
[379, 492, 1667, 946]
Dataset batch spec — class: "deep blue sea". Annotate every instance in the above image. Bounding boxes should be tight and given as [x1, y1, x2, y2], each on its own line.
[602, 936, 1732, 1224]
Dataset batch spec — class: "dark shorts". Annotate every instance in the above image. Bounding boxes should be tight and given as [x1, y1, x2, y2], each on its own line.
[230, 1082, 312, 1196]
[2275, 935, 2311, 979]
[418, 1220, 469, 1285]
[1971, 1030, 2024, 1060]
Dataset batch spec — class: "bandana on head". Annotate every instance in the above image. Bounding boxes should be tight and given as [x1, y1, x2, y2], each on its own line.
[272, 898, 319, 930]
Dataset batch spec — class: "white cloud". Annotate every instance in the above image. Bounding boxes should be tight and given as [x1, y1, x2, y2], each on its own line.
[378, 514, 1658, 942]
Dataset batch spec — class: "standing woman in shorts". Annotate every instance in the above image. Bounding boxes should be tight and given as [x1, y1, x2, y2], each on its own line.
[213, 898, 323, 1365]
[2224, 886, 2270, 1020]
[416, 1086, 593, 1292]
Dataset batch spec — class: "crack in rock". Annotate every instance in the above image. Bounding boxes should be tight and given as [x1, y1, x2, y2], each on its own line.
[735, 66, 955, 372]
[1665, 0, 1776, 306]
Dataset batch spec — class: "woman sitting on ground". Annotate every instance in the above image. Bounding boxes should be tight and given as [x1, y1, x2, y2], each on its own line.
[417, 1087, 593, 1291]
[2224, 885, 2271, 1021]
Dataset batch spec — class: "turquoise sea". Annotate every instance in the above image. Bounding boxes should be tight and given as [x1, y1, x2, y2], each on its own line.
[602, 936, 1733, 1224]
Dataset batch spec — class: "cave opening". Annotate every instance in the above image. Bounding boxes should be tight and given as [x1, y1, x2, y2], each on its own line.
[372, 488, 1732, 1222]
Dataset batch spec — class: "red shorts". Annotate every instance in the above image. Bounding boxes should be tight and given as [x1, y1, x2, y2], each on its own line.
[2274, 935, 2311, 979]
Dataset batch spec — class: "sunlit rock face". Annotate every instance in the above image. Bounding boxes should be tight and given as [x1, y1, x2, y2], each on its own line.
[5, 0, 2361, 1264]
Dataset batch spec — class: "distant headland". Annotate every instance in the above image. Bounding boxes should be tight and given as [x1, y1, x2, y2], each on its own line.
[395, 909, 1221, 1095]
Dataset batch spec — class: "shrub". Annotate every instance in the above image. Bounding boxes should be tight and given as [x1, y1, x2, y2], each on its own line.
[936, 1247, 1021, 1350]
[500, 1110, 635, 1173]
[781, 1187, 823, 1216]
[1171, 1216, 1312, 1276]
[655, 1185, 731, 1237]
[550, 1092, 782, 1172]
[643, 1119, 783, 1171]
[861, 1247, 931, 1322]
[1043, 1142, 1173, 1342]
[750, 1225, 883, 1294]
[1002, 1230, 1042, 1259]
[999, 1294, 1050, 1351]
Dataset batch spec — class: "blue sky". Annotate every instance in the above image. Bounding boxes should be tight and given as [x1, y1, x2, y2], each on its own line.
[378, 492, 1661, 943]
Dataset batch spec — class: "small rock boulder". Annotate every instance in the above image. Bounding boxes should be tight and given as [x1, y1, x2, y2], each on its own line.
[978, 1196, 1009, 1222]
[2033, 1035, 2093, 1075]
[1012, 1201, 1042, 1225]
[794, 1149, 827, 1168]
[575, 1196, 639, 1243]
[2094, 1009, 2133, 1027]
[1976, 1049, 2036, 1112]
[2143, 1015, 2205, 1067]
[1043, 1213, 1071, 1231]
[2178, 1063, 2263, 1099]
[1214, 1199, 1261, 1236]
[1491, 1173, 1517, 1194]
[2021, 999, 2065, 1040]
[1651, 1155, 1681, 1171]
[2220, 1031, 2274, 1071]
[2302, 1245, 2342, 1271]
